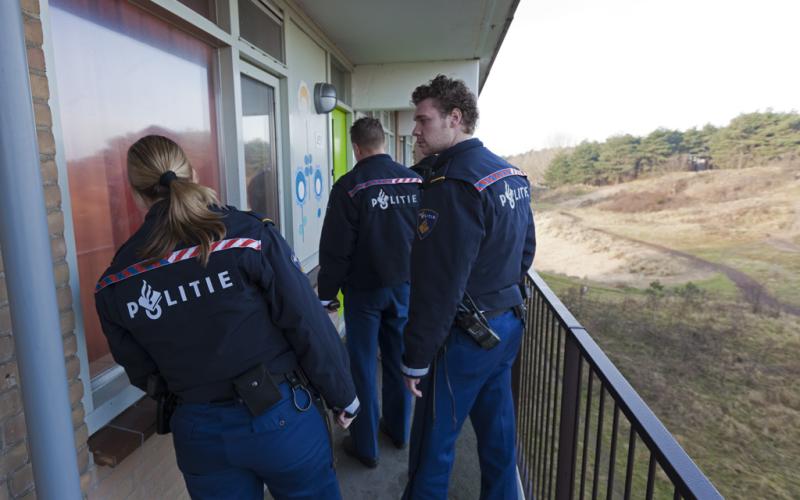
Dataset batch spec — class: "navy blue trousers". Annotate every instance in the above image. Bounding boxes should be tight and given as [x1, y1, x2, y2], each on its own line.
[403, 310, 523, 500]
[344, 283, 413, 460]
[171, 382, 341, 500]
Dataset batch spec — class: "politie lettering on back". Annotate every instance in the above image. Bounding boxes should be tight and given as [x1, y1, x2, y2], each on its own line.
[368, 189, 419, 211]
[110, 250, 245, 327]
[497, 180, 530, 210]
[126, 270, 235, 320]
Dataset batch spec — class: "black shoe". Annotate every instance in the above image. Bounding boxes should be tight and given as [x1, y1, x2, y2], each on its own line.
[379, 418, 406, 450]
[342, 436, 379, 468]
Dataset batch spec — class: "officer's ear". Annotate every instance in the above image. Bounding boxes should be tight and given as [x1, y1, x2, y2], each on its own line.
[448, 107, 463, 130]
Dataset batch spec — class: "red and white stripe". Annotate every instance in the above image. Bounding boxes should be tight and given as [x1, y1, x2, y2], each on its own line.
[347, 177, 422, 197]
[95, 238, 261, 293]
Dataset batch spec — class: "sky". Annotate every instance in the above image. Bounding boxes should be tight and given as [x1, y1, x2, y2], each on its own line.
[475, 0, 800, 156]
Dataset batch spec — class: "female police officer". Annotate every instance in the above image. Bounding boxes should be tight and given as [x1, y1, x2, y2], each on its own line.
[94, 135, 358, 499]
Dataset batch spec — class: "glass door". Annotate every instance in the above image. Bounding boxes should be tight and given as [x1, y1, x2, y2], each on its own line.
[240, 64, 282, 227]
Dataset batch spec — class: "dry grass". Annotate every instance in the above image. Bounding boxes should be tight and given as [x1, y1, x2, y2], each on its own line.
[533, 162, 800, 498]
[548, 281, 800, 499]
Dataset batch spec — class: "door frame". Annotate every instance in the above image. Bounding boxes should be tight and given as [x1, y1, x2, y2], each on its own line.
[238, 61, 287, 231]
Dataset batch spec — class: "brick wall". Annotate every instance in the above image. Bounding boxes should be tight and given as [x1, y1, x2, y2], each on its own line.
[0, 1, 91, 497]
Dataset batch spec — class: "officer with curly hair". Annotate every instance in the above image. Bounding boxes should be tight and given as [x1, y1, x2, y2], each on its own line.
[401, 75, 536, 499]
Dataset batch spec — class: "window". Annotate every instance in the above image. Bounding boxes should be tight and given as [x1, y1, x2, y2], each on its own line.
[241, 74, 280, 226]
[238, 0, 284, 62]
[50, 0, 221, 386]
[363, 111, 397, 160]
[178, 0, 216, 22]
[330, 58, 350, 106]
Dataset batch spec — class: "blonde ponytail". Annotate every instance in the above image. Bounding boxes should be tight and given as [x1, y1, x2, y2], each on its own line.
[127, 135, 225, 266]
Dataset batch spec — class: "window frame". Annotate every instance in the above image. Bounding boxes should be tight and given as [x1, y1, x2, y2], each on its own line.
[42, 0, 296, 434]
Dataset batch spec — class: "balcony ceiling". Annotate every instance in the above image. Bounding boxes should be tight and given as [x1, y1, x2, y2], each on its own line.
[293, 0, 519, 89]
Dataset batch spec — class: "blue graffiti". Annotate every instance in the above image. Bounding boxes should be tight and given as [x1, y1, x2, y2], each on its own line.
[313, 168, 324, 201]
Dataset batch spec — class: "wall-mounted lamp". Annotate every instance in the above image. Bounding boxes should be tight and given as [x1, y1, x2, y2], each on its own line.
[314, 82, 337, 114]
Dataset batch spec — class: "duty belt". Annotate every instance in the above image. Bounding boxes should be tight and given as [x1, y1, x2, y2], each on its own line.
[180, 372, 290, 404]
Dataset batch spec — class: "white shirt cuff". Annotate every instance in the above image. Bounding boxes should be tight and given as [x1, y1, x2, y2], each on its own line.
[320, 300, 333, 307]
[344, 396, 360, 415]
[401, 364, 429, 378]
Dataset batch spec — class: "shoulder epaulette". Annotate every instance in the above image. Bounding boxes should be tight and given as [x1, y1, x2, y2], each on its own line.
[473, 167, 526, 192]
[423, 176, 446, 188]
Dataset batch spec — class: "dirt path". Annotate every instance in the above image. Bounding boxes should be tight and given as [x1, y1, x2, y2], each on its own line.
[559, 211, 800, 316]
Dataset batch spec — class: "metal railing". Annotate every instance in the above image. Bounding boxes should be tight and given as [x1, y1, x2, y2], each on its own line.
[512, 270, 723, 500]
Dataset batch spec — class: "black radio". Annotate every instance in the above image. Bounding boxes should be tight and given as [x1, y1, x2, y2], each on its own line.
[454, 292, 501, 350]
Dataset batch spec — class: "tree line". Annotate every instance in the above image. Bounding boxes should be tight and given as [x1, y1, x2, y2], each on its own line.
[544, 111, 800, 187]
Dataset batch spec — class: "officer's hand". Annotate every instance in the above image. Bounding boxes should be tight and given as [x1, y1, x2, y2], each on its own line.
[336, 411, 354, 429]
[404, 376, 423, 398]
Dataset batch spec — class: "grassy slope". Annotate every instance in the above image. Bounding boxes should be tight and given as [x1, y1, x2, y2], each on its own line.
[543, 275, 800, 499]
[533, 163, 800, 498]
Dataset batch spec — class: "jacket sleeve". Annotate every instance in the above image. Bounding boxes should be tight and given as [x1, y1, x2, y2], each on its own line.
[317, 183, 359, 300]
[521, 204, 536, 281]
[94, 292, 158, 391]
[402, 180, 485, 377]
[256, 225, 358, 413]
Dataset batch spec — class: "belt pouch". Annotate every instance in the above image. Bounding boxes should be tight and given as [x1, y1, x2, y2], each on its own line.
[232, 363, 282, 416]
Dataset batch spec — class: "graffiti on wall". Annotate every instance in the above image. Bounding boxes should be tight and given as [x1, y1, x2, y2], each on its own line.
[294, 81, 325, 241]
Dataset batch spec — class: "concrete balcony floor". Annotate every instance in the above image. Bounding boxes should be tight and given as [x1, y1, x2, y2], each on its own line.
[331, 418, 480, 499]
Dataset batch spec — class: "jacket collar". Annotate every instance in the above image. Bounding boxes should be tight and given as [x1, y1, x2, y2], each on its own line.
[354, 153, 391, 169]
[433, 138, 483, 170]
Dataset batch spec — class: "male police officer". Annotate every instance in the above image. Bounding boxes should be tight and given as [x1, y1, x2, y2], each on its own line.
[401, 75, 536, 499]
[318, 117, 422, 467]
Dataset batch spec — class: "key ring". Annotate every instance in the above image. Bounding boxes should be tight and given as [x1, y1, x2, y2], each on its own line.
[291, 384, 312, 412]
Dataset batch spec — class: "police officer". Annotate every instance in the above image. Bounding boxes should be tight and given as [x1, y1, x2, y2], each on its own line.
[94, 135, 358, 500]
[401, 76, 536, 499]
[318, 118, 422, 467]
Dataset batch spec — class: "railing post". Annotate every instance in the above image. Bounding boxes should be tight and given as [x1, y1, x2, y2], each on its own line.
[555, 331, 581, 500]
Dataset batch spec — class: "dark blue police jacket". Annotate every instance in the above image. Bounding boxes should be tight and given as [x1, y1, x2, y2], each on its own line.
[318, 153, 422, 300]
[402, 138, 536, 377]
[94, 204, 358, 413]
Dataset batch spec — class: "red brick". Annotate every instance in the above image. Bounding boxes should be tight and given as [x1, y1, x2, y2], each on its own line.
[26, 47, 45, 74]
[9, 463, 33, 497]
[29, 75, 48, 101]
[36, 130, 55, 157]
[56, 285, 71, 310]
[63, 334, 77, 358]
[32, 100, 50, 128]
[69, 380, 83, 406]
[77, 445, 89, 472]
[39, 160, 57, 184]
[43, 184, 60, 210]
[0, 338, 13, 364]
[71, 405, 84, 428]
[20, 0, 40, 17]
[0, 361, 18, 391]
[65, 356, 80, 380]
[60, 310, 75, 336]
[3, 412, 27, 446]
[0, 307, 9, 335]
[0, 390, 22, 421]
[47, 212, 65, 239]
[0, 442, 28, 480]
[23, 16, 43, 47]
[79, 472, 91, 494]
[51, 238, 66, 262]
[73, 423, 88, 450]
[52, 261, 69, 287]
